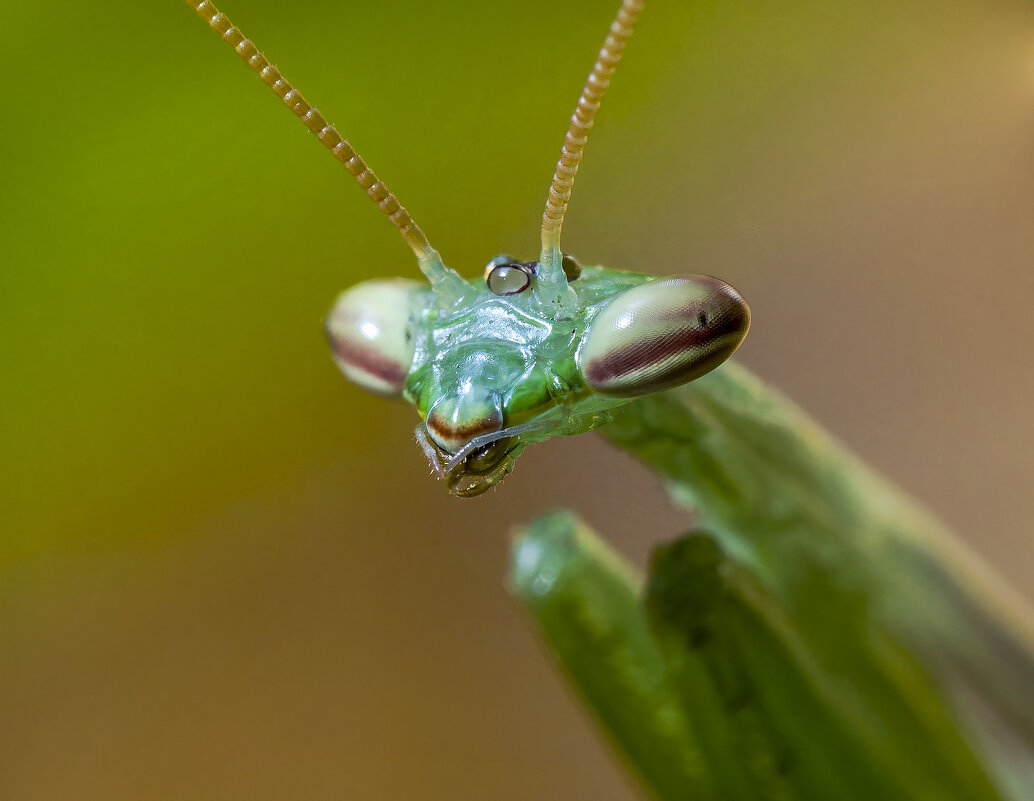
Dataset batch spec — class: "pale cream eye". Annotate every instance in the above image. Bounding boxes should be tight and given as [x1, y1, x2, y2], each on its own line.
[486, 264, 532, 296]
[324, 278, 423, 398]
[576, 275, 751, 397]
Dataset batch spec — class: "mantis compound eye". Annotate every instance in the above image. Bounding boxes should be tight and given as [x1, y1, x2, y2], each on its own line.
[577, 275, 751, 397]
[325, 279, 423, 397]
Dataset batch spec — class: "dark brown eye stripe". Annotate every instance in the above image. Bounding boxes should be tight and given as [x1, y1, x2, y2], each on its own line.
[327, 330, 407, 389]
[584, 309, 745, 390]
[426, 411, 504, 452]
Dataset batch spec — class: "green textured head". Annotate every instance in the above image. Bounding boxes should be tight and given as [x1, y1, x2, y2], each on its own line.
[327, 256, 748, 496]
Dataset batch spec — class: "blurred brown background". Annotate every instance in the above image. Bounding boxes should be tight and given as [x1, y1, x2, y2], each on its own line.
[2, 0, 1033, 798]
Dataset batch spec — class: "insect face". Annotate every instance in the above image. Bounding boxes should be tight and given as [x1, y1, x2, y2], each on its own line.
[327, 266, 749, 496]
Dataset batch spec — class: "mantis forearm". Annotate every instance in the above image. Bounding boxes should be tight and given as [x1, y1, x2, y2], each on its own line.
[511, 512, 723, 801]
[601, 360, 1034, 795]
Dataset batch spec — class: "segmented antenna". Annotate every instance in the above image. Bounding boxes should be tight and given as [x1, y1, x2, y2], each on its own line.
[539, 0, 646, 274]
[184, 0, 468, 300]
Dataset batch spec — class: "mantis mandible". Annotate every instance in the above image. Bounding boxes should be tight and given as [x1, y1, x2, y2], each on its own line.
[184, 1, 1034, 798]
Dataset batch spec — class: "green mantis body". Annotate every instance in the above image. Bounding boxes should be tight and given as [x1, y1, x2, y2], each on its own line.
[185, 0, 1034, 798]
[515, 364, 1034, 800]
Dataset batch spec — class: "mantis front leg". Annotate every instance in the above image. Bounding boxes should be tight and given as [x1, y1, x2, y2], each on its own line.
[512, 363, 1034, 801]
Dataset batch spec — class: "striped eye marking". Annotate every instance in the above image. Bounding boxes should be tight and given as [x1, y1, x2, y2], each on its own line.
[325, 279, 421, 398]
[577, 276, 751, 397]
[426, 393, 504, 454]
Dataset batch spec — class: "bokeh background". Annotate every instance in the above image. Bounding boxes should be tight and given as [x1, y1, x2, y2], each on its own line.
[2, 0, 1033, 798]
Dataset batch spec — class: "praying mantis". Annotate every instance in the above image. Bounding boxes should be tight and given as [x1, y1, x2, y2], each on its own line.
[183, 0, 1034, 798]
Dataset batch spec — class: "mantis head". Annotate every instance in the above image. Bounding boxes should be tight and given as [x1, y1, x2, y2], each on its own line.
[187, 0, 749, 497]
[326, 258, 748, 496]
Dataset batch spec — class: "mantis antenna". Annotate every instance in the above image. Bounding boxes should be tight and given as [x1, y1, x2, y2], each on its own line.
[184, 0, 469, 303]
[538, 0, 646, 293]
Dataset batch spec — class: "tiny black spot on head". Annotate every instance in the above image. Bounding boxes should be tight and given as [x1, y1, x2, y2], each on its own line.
[561, 253, 582, 281]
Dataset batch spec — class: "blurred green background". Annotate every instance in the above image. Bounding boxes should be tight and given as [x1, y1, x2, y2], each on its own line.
[2, 0, 1033, 798]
